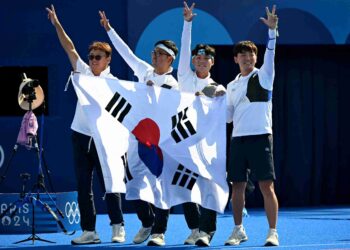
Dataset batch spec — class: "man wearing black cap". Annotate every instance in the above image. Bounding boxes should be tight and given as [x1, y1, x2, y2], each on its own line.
[99, 10, 179, 246]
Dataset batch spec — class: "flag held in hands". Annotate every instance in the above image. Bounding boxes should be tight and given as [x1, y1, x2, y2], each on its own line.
[72, 73, 228, 213]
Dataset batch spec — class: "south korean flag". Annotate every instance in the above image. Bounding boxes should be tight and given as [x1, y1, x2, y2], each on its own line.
[72, 73, 228, 213]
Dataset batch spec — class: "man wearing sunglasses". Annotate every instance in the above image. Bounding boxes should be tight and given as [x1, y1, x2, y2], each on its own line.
[46, 5, 125, 245]
[99, 10, 179, 246]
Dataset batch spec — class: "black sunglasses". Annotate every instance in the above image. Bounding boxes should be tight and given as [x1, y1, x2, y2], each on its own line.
[88, 54, 104, 61]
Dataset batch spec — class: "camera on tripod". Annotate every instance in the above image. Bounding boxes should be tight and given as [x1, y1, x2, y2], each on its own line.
[21, 79, 40, 101]
[18, 73, 44, 111]
[0, 73, 74, 243]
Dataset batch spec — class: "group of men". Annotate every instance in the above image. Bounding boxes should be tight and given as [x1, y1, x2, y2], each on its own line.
[46, 1, 279, 247]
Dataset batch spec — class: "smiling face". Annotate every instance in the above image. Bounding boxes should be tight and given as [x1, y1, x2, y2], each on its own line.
[233, 41, 258, 76]
[88, 49, 111, 76]
[234, 50, 257, 76]
[151, 48, 173, 74]
[191, 45, 216, 79]
[192, 54, 214, 78]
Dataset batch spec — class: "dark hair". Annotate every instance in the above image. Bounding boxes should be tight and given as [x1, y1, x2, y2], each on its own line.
[192, 44, 216, 57]
[154, 40, 178, 57]
[89, 41, 112, 57]
[233, 41, 258, 57]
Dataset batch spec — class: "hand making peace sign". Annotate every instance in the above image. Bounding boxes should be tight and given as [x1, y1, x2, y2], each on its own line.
[183, 1, 197, 22]
[260, 5, 278, 30]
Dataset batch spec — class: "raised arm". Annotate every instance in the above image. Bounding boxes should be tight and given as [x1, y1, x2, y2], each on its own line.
[99, 10, 150, 76]
[178, 2, 197, 77]
[259, 5, 278, 90]
[46, 5, 79, 70]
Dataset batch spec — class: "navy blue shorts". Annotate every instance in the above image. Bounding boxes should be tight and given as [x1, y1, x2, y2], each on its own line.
[227, 134, 275, 182]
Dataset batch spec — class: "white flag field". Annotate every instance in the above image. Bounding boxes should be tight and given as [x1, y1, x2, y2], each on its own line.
[72, 73, 229, 213]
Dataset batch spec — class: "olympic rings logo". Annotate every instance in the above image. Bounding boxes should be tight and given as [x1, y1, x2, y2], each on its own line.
[65, 201, 80, 224]
[0, 145, 4, 169]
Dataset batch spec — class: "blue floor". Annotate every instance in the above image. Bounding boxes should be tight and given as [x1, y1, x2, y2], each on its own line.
[1, 206, 349, 249]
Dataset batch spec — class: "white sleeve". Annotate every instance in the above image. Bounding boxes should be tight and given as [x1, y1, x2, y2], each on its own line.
[76, 57, 91, 74]
[107, 28, 151, 80]
[226, 84, 234, 123]
[177, 21, 194, 91]
[259, 29, 276, 91]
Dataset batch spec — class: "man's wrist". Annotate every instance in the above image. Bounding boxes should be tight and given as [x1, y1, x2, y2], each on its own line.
[268, 28, 277, 39]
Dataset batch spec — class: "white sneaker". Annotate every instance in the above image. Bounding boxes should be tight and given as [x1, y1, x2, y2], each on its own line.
[147, 233, 165, 246]
[225, 226, 248, 246]
[133, 226, 152, 244]
[71, 230, 101, 245]
[112, 223, 126, 243]
[184, 228, 200, 245]
[265, 228, 279, 246]
[195, 231, 212, 247]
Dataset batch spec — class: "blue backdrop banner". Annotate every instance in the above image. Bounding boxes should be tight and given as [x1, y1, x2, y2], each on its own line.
[0, 191, 79, 234]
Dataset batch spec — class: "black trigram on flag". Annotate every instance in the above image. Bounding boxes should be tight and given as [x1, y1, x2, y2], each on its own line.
[122, 153, 133, 183]
[105, 92, 132, 123]
[171, 107, 196, 143]
[171, 164, 199, 190]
